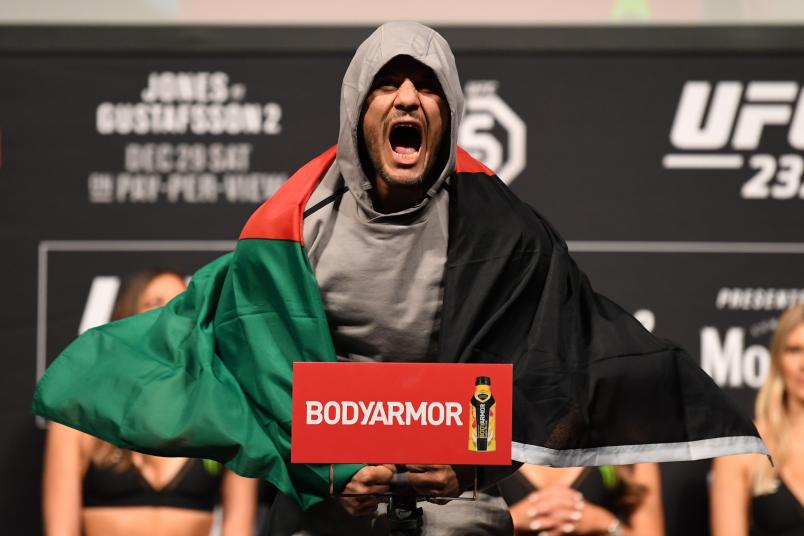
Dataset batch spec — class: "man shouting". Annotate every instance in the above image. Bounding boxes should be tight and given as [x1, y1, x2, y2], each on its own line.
[35, 21, 767, 536]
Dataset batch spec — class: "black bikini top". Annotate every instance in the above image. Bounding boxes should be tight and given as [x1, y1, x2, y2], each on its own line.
[751, 479, 804, 536]
[83, 457, 224, 511]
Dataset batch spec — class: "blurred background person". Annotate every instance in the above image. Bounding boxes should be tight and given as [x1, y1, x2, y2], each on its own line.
[710, 303, 804, 536]
[42, 269, 258, 536]
[501, 464, 664, 535]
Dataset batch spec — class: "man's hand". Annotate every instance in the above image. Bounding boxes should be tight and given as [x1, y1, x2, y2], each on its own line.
[405, 465, 473, 498]
[339, 464, 396, 516]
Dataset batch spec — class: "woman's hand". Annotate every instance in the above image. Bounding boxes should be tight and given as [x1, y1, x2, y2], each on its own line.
[510, 487, 622, 536]
[510, 487, 584, 535]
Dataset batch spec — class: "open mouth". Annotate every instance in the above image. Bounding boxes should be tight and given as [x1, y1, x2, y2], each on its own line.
[389, 123, 422, 161]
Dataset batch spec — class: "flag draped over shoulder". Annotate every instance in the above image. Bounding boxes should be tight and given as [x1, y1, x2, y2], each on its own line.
[441, 149, 766, 466]
[33, 147, 360, 510]
[34, 146, 767, 511]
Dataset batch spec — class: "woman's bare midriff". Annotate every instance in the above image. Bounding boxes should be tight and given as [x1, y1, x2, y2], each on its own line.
[83, 506, 214, 536]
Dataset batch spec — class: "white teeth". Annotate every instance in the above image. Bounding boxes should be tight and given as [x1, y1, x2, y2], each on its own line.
[392, 149, 419, 160]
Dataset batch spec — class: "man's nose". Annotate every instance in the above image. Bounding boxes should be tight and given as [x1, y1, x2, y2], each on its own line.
[394, 79, 420, 111]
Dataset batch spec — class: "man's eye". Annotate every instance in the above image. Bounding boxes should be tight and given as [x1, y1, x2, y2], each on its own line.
[375, 79, 398, 90]
[417, 80, 442, 94]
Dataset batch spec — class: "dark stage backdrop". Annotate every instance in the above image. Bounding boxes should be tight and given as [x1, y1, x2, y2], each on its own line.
[1, 26, 803, 535]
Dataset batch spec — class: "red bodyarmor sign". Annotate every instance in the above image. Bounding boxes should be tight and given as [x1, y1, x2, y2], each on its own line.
[291, 362, 512, 465]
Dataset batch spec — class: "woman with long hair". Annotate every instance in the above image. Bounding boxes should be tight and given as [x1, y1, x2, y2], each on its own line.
[711, 303, 804, 535]
[43, 269, 258, 536]
[502, 463, 664, 535]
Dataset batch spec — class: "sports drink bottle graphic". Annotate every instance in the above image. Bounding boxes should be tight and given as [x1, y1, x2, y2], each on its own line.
[468, 376, 496, 452]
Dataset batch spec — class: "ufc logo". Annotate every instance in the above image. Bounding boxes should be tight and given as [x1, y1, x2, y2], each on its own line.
[670, 81, 804, 150]
[458, 80, 526, 185]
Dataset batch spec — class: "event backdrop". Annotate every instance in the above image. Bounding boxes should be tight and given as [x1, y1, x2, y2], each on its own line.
[1, 26, 802, 535]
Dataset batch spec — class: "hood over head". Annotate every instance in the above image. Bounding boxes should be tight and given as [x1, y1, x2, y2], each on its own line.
[336, 21, 464, 217]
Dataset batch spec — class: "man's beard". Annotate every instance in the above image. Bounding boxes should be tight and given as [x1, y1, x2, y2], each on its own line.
[375, 161, 425, 187]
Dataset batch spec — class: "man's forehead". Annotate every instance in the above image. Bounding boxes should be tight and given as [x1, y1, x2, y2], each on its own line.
[374, 55, 438, 81]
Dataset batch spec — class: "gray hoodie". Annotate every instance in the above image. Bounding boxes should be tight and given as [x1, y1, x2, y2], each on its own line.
[303, 21, 464, 363]
[334, 20, 464, 218]
[273, 21, 513, 536]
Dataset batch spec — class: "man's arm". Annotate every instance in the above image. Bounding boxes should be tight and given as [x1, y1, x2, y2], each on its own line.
[405, 463, 522, 497]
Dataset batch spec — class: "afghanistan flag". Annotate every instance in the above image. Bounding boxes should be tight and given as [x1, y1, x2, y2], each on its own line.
[33, 146, 766, 509]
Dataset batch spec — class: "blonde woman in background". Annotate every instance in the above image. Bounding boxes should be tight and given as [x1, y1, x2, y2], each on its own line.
[43, 270, 258, 536]
[711, 304, 804, 536]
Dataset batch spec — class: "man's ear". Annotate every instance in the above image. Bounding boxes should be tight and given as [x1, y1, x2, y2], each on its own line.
[356, 114, 375, 181]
